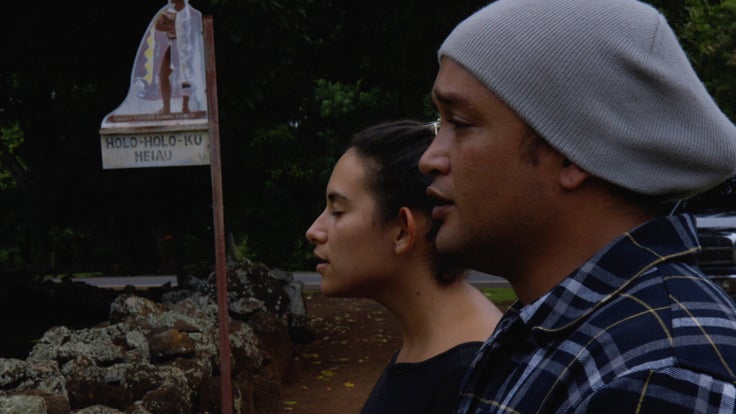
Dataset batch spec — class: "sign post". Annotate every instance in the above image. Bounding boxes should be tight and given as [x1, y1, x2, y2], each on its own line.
[98, 2, 232, 412]
[203, 15, 233, 414]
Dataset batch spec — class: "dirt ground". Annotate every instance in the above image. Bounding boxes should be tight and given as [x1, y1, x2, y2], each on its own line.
[276, 292, 402, 413]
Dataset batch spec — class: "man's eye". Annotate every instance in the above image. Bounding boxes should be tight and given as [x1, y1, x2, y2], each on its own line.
[448, 118, 471, 129]
[330, 211, 344, 217]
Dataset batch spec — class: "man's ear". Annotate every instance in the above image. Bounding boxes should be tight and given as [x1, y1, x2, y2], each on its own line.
[395, 207, 417, 255]
[559, 159, 590, 190]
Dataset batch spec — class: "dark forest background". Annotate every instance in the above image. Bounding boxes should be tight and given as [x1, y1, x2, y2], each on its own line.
[1, 0, 734, 277]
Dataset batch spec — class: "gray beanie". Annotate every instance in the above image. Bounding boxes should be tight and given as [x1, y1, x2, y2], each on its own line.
[439, 0, 736, 199]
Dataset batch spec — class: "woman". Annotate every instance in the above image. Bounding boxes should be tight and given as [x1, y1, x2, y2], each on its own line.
[306, 120, 502, 413]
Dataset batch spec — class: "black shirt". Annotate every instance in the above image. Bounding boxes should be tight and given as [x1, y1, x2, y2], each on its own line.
[360, 342, 482, 414]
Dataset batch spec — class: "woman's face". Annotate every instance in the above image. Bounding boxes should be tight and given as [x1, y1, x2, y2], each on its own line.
[306, 149, 398, 297]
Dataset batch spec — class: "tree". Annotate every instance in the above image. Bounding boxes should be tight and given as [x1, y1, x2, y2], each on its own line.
[1, 0, 733, 274]
[653, 0, 736, 118]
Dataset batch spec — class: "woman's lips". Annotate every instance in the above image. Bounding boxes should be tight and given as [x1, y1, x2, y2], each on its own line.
[313, 253, 329, 272]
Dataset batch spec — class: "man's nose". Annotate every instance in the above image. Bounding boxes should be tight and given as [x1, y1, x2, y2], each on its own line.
[419, 133, 450, 177]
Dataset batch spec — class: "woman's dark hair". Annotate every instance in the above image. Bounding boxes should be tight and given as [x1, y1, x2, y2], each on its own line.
[349, 120, 465, 285]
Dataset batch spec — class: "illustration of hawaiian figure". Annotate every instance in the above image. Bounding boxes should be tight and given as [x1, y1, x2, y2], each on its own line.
[101, 0, 207, 127]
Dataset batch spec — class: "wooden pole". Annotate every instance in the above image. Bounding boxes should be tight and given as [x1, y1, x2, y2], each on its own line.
[203, 15, 233, 414]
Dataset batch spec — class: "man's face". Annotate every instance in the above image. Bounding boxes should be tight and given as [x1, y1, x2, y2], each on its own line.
[419, 58, 551, 276]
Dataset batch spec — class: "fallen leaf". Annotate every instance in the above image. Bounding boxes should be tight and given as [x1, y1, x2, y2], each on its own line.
[317, 369, 336, 381]
[344, 382, 355, 388]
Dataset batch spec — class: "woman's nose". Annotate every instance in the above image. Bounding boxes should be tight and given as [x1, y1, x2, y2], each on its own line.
[306, 215, 326, 244]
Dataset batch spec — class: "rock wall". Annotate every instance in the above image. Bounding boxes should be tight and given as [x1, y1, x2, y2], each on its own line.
[0, 259, 310, 413]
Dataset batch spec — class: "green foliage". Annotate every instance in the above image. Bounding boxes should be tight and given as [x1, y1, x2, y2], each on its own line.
[0, 247, 21, 270]
[0, 122, 25, 190]
[314, 79, 390, 120]
[230, 79, 400, 268]
[653, 0, 736, 120]
[1, 0, 733, 274]
[0, 122, 23, 153]
[679, 0, 736, 117]
[46, 226, 92, 272]
[230, 233, 251, 261]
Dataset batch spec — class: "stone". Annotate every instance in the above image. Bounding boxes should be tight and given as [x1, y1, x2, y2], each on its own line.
[0, 258, 312, 413]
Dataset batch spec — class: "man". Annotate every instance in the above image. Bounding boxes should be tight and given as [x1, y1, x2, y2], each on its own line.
[419, 0, 736, 412]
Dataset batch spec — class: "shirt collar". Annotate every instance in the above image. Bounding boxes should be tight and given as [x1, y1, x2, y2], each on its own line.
[513, 214, 700, 335]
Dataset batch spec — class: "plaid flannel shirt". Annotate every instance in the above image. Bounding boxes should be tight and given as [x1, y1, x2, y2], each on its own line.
[456, 214, 736, 413]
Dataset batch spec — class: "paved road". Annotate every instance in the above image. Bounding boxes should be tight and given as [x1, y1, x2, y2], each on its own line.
[290, 269, 510, 288]
[61, 270, 509, 290]
[56, 275, 179, 289]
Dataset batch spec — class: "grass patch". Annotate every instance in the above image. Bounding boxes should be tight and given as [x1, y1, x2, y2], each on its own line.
[481, 287, 517, 307]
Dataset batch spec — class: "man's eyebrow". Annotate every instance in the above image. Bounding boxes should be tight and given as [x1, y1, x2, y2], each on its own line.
[432, 88, 472, 108]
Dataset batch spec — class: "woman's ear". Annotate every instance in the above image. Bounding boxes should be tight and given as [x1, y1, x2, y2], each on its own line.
[559, 159, 590, 190]
[394, 207, 417, 255]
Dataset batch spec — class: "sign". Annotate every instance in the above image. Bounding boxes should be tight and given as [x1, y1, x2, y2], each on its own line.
[99, 0, 209, 169]
[97, 3, 233, 409]
[100, 130, 210, 169]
